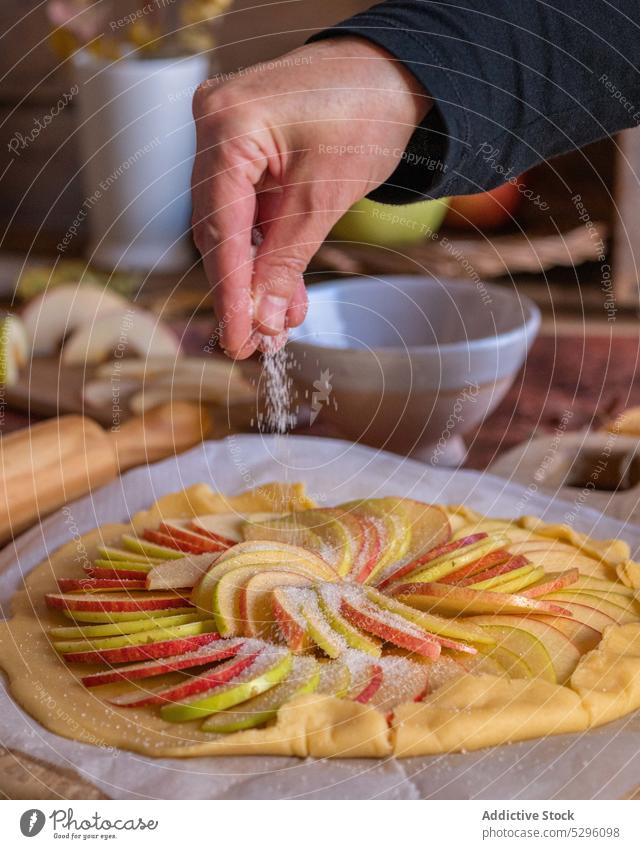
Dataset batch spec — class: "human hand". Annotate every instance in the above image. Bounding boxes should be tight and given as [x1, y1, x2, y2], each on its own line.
[191, 36, 430, 358]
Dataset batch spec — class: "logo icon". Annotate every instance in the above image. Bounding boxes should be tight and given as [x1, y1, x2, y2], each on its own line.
[20, 810, 45, 837]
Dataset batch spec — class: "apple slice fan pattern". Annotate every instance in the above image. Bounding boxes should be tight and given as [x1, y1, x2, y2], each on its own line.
[2, 482, 640, 759]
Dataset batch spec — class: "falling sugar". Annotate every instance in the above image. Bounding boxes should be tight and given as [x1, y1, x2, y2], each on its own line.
[259, 335, 296, 434]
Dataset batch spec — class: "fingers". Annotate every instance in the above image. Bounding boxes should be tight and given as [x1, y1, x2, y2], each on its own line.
[252, 180, 343, 336]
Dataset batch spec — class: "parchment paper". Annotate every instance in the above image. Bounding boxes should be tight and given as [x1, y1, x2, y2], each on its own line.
[1, 434, 639, 800]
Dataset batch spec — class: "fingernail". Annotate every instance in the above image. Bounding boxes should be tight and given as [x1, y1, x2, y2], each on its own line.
[257, 294, 288, 333]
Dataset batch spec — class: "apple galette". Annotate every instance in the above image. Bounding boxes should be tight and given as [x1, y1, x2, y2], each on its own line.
[1, 482, 640, 758]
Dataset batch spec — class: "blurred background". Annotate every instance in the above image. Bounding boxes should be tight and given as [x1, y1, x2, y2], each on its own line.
[1, 0, 639, 479]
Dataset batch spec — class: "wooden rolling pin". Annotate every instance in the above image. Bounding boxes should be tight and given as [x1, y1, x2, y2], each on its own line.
[0, 402, 210, 543]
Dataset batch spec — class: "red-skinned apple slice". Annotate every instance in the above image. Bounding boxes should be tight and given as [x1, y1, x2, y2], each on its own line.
[188, 518, 238, 547]
[241, 570, 311, 639]
[490, 566, 545, 594]
[369, 655, 430, 711]
[200, 655, 320, 733]
[531, 614, 602, 654]
[45, 591, 191, 613]
[351, 663, 384, 703]
[317, 584, 382, 656]
[365, 585, 487, 649]
[378, 533, 488, 589]
[391, 582, 571, 617]
[542, 591, 639, 623]
[49, 612, 203, 640]
[63, 631, 221, 664]
[109, 644, 264, 707]
[63, 606, 194, 624]
[340, 588, 441, 659]
[121, 534, 183, 560]
[521, 569, 580, 598]
[146, 553, 220, 590]
[57, 577, 147, 592]
[81, 638, 245, 687]
[401, 535, 510, 585]
[454, 554, 529, 587]
[272, 586, 312, 652]
[158, 521, 229, 552]
[550, 601, 616, 631]
[143, 528, 219, 555]
[437, 547, 512, 585]
[347, 513, 382, 583]
[53, 619, 217, 655]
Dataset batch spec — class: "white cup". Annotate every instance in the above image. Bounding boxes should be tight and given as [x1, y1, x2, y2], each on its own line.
[72, 51, 209, 272]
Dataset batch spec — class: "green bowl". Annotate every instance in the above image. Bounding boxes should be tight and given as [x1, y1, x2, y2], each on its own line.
[331, 197, 450, 247]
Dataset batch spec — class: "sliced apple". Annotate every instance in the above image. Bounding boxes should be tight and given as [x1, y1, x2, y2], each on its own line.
[61, 305, 181, 366]
[81, 638, 245, 687]
[22, 282, 129, 356]
[379, 532, 489, 589]
[57, 577, 147, 593]
[531, 615, 602, 654]
[53, 618, 217, 655]
[563, 575, 636, 598]
[437, 547, 513, 585]
[365, 585, 490, 648]
[368, 655, 429, 711]
[95, 546, 163, 564]
[299, 590, 347, 658]
[45, 591, 191, 613]
[549, 601, 616, 631]
[467, 620, 554, 682]
[211, 564, 318, 637]
[63, 606, 195, 623]
[491, 566, 545, 595]
[542, 591, 639, 623]
[343, 512, 382, 584]
[392, 582, 571, 617]
[121, 534, 183, 560]
[347, 498, 411, 584]
[190, 512, 279, 546]
[160, 646, 292, 722]
[503, 540, 603, 572]
[340, 587, 441, 659]
[317, 584, 382, 656]
[272, 586, 312, 652]
[242, 570, 311, 639]
[522, 569, 580, 598]
[63, 630, 221, 665]
[157, 521, 230, 552]
[391, 535, 509, 587]
[201, 655, 320, 733]
[351, 663, 384, 704]
[88, 565, 154, 580]
[291, 509, 354, 576]
[49, 612, 203, 640]
[468, 564, 541, 593]
[110, 643, 265, 708]
[146, 553, 220, 590]
[482, 643, 535, 679]
[317, 659, 351, 698]
[470, 615, 582, 684]
[142, 528, 219, 555]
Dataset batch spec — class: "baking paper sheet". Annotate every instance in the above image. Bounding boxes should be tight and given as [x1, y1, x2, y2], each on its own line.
[1, 434, 639, 800]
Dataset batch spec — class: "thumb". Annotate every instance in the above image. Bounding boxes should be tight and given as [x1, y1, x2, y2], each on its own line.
[252, 180, 349, 336]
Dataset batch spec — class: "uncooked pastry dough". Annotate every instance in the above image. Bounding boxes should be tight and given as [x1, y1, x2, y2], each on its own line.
[1, 483, 639, 759]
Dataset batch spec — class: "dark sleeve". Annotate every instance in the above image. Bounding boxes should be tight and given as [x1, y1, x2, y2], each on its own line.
[309, 0, 640, 202]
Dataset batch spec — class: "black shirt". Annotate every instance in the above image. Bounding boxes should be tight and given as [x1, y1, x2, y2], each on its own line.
[310, 0, 640, 203]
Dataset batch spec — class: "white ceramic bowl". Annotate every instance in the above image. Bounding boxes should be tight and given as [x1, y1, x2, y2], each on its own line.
[288, 275, 540, 460]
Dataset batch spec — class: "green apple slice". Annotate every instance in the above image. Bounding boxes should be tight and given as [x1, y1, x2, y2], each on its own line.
[470, 615, 581, 684]
[96, 546, 163, 564]
[63, 606, 195, 623]
[543, 591, 639, 623]
[53, 619, 217, 654]
[469, 564, 542, 593]
[470, 622, 555, 682]
[403, 535, 509, 584]
[564, 575, 636, 598]
[492, 567, 545, 594]
[121, 534, 183, 560]
[49, 612, 204, 640]
[317, 584, 382, 656]
[201, 655, 320, 733]
[296, 509, 354, 576]
[212, 564, 316, 637]
[482, 644, 534, 679]
[299, 591, 346, 658]
[92, 559, 155, 573]
[160, 647, 292, 722]
[243, 570, 311, 639]
[394, 499, 452, 563]
[242, 515, 330, 561]
[365, 585, 494, 646]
